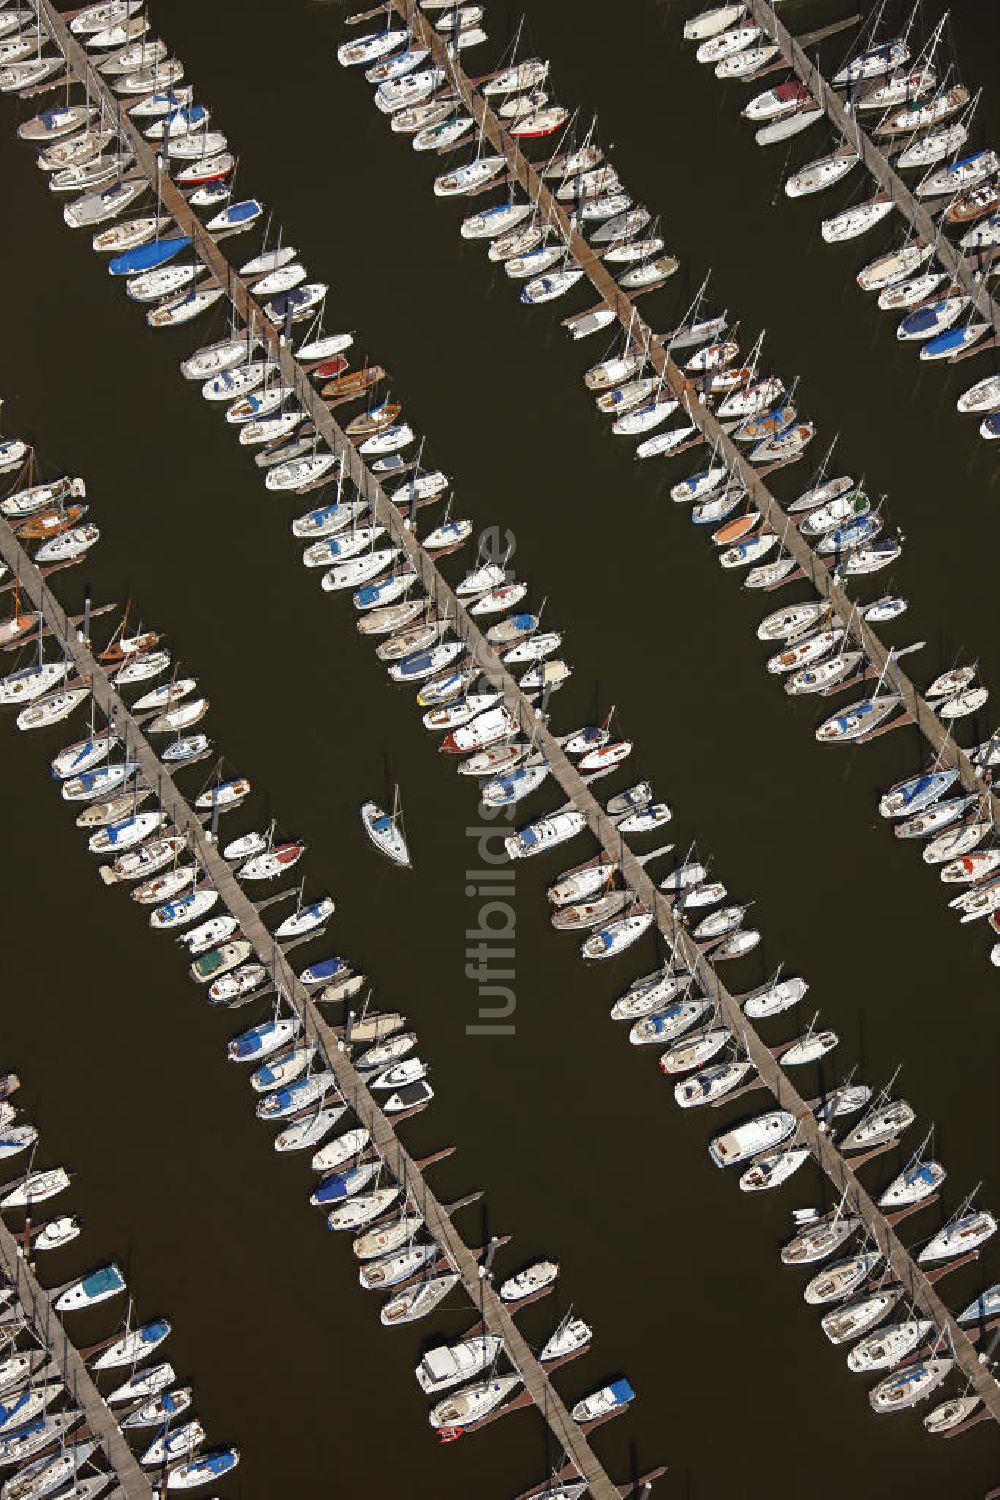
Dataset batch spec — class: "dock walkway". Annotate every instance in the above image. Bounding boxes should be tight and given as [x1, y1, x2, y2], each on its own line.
[23, 0, 1000, 1436]
[0, 1215, 152, 1499]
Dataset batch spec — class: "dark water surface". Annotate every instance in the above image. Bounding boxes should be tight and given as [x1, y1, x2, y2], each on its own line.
[1, 0, 1000, 1496]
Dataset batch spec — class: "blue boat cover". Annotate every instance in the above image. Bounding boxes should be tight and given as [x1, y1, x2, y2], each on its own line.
[220, 198, 261, 223]
[109, 235, 192, 277]
[609, 1378, 635, 1404]
[520, 827, 538, 848]
[923, 327, 967, 355]
[400, 652, 432, 674]
[305, 957, 343, 981]
[83, 1264, 124, 1297]
[0, 1391, 31, 1427]
[314, 1172, 348, 1204]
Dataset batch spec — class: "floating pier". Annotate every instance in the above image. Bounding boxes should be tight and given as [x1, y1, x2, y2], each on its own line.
[23, 0, 1000, 1442]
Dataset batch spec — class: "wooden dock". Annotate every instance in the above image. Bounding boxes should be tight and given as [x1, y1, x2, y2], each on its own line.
[0, 1215, 152, 1499]
[24, 0, 1000, 1442]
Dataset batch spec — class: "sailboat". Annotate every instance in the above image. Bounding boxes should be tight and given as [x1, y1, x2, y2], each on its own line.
[361, 786, 411, 867]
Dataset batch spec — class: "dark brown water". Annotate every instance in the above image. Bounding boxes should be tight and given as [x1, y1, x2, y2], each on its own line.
[0, 0, 999, 1496]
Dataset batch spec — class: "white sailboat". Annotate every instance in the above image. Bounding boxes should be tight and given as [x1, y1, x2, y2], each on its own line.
[361, 786, 411, 867]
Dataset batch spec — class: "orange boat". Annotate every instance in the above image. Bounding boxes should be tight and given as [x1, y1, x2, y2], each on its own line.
[99, 625, 161, 664]
[712, 511, 761, 547]
[345, 402, 401, 439]
[321, 363, 385, 402]
[14, 503, 87, 541]
[943, 183, 1000, 226]
[0, 611, 39, 648]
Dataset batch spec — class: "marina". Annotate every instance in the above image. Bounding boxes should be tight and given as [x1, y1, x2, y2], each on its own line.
[0, 1071, 233, 1500]
[5, 2, 1000, 1500]
[0, 0, 995, 1446]
[329, 0, 1000, 983]
[0, 448, 630, 1498]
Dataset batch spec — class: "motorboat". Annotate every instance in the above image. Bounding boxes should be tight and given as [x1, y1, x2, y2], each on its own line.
[743, 79, 811, 123]
[499, 1260, 558, 1302]
[441, 705, 518, 754]
[417, 1337, 504, 1396]
[571, 1378, 635, 1424]
[56, 1263, 126, 1312]
[708, 1110, 796, 1166]
[505, 809, 586, 860]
